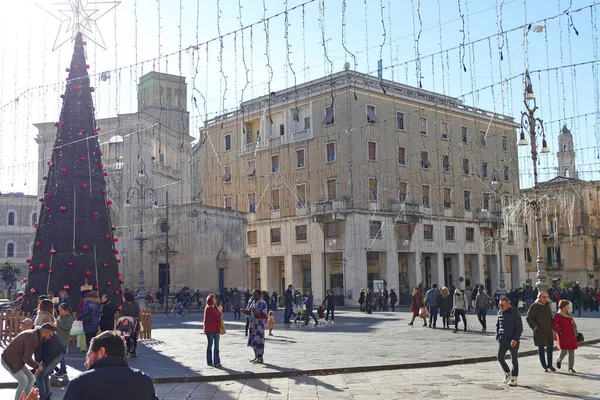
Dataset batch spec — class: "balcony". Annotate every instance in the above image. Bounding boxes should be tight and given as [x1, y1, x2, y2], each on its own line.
[312, 199, 347, 220]
[391, 202, 421, 222]
[546, 259, 564, 269]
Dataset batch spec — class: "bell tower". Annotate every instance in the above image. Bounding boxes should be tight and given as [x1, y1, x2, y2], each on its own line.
[557, 125, 578, 178]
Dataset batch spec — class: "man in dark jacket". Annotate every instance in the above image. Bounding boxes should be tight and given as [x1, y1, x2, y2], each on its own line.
[425, 284, 441, 328]
[304, 290, 318, 326]
[496, 298, 523, 387]
[64, 331, 157, 400]
[284, 285, 294, 323]
[389, 289, 398, 311]
[99, 294, 117, 332]
[231, 288, 242, 320]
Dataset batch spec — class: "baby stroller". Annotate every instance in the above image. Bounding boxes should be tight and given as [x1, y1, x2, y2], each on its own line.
[294, 305, 306, 323]
[116, 316, 139, 358]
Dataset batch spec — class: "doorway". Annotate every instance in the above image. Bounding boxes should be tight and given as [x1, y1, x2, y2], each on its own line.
[158, 263, 170, 292]
[302, 268, 312, 294]
[443, 258, 452, 288]
[218, 268, 225, 292]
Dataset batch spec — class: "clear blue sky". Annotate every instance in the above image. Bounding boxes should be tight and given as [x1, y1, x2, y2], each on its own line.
[0, 0, 598, 194]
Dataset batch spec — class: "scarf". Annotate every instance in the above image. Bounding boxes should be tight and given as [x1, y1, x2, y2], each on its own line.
[559, 310, 578, 335]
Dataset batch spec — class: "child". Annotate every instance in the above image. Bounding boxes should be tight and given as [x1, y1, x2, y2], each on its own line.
[266, 311, 276, 336]
[317, 305, 326, 324]
[117, 318, 133, 336]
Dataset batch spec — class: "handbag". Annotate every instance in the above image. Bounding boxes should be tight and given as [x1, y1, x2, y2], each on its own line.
[576, 332, 584, 343]
[220, 319, 226, 335]
[419, 306, 429, 319]
[70, 320, 84, 336]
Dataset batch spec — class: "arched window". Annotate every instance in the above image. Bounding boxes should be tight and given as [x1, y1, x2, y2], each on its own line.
[565, 169, 570, 178]
[32, 213, 38, 226]
[563, 145, 567, 152]
[6, 242, 14, 257]
[8, 212, 15, 226]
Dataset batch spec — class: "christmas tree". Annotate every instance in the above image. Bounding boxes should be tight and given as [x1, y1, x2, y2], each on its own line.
[21, 32, 123, 312]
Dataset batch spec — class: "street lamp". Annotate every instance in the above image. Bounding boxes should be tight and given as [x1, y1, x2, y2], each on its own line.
[342, 257, 348, 303]
[490, 171, 506, 298]
[518, 69, 551, 293]
[124, 161, 157, 299]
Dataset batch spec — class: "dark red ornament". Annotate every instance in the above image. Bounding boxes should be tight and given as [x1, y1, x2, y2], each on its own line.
[104, 172, 109, 177]
[80, 129, 85, 133]
[116, 272, 121, 277]
[60, 121, 65, 126]
[96, 126, 100, 131]
[68, 262, 74, 267]
[82, 244, 88, 250]
[83, 41, 87, 45]
[73, 85, 79, 90]
[48, 162, 54, 167]
[114, 250, 119, 255]
[85, 270, 91, 276]
[82, 183, 88, 189]
[86, 63, 89, 68]
[80, 156, 86, 161]
[113, 237, 119, 243]
[17, 296, 23, 302]
[101, 189, 107, 195]
[99, 151, 103, 156]
[60, 94, 64, 99]
[25, 258, 31, 263]
[103, 263, 108, 267]
[90, 87, 95, 92]
[18, 305, 22, 310]
[34, 224, 38, 228]
[48, 269, 53, 274]
[63, 285, 70, 290]
[42, 176, 47, 180]
[94, 286, 99, 290]
[45, 207, 51, 212]
[116, 259, 121, 264]
[116, 292, 121, 297]
[30, 288, 36, 294]
[45, 193, 51, 198]
[29, 267, 35, 272]
[55, 146, 61, 151]
[86, 104, 91, 109]
[60, 206, 66, 212]
[65, 68, 70, 72]
[98, 163, 103, 169]
[104, 234, 110, 239]
[61, 167, 67, 173]
[53, 122, 58, 127]
[22, 278, 27, 283]
[50, 249, 57, 254]
[73, 64, 78, 69]
[92, 211, 98, 216]
[107, 200, 113, 205]
[106, 281, 111, 286]
[120, 290, 125, 294]
[112, 226, 116, 231]
[35, 241, 42, 247]
[39, 197, 43, 202]
[39, 263, 45, 269]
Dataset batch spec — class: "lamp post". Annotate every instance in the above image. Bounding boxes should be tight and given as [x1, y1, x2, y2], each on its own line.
[161, 189, 170, 313]
[490, 170, 506, 298]
[517, 69, 551, 293]
[245, 253, 251, 291]
[124, 161, 158, 299]
[342, 256, 348, 304]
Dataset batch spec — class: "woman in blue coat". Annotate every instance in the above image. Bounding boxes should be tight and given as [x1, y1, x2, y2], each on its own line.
[78, 291, 101, 347]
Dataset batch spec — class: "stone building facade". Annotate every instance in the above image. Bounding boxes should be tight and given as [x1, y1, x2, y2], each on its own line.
[196, 70, 525, 304]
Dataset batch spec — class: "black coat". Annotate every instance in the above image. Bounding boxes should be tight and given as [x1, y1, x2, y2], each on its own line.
[63, 357, 157, 400]
[99, 301, 117, 331]
[34, 335, 65, 365]
[323, 294, 335, 310]
[284, 289, 293, 307]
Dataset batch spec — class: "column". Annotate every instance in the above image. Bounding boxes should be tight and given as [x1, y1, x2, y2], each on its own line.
[284, 253, 294, 292]
[473, 254, 485, 287]
[457, 253, 466, 290]
[490, 255, 499, 295]
[346, 246, 367, 305]
[387, 250, 399, 293]
[408, 251, 422, 290]
[434, 252, 445, 287]
[311, 250, 324, 304]
[259, 255, 268, 291]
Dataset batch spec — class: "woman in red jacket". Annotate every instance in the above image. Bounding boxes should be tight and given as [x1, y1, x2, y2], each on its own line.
[203, 294, 223, 367]
[408, 288, 425, 326]
[552, 299, 579, 373]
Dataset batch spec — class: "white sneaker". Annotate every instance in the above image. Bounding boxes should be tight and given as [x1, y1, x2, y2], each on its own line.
[508, 377, 518, 387]
[331, 321, 334, 325]
[503, 373, 512, 384]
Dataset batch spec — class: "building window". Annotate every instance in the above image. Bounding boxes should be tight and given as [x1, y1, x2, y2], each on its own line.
[422, 185, 430, 207]
[326, 142, 336, 163]
[396, 112, 405, 130]
[8, 212, 15, 226]
[398, 182, 408, 203]
[507, 230, 515, 244]
[424, 224, 433, 240]
[366, 105, 377, 124]
[296, 184, 307, 207]
[6, 242, 14, 257]
[369, 221, 382, 239]
[444, 188, 452, 209]
[465, 227, 475, 242]
[419, 116, 427, 135]
[547, 247, 562, 266]
[271, 155, 280, 173]
[270, 228, 282, 244]
[503, 166, 510, 181]
[397, 147, 406, 166]
[442, 155, 450, 172]
[524, 248, 532, 262]
[481, 162, 488, 178]
[279, 124, 285, 136]
[483, 193, 491, 210]
[323, 105, 335, 126]
[461, 126, 468, 143]
[502, 136, 507, 151]
[247, 160, 256, 178]
[271, 188, 280, 210]
[464, 190, 471, 211]
[222, 166, 232, 182]
[368, 141, 377, 161]
[247, 231, 258, 245]
[421, 151, 430, 169]
[326, 178, 337, 201]
[479, 130, 486, 146]
[224, 196, 232, 210]
[368, 178, 378, 201]
[248, 193, 256, 213]
[445, 226, 455, 241]
[594, 246, 599, 265]
[224, 134, 231, 151]
[325, 222, 340, 238]
[296, 149, 305, 168]
[32, 213, 37, 227]
[441, 121, 449, 139]
[296, 225, 308, 241]
[462, 159, 470, 175]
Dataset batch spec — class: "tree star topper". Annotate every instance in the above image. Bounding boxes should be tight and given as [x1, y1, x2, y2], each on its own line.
[37, 0, 120, 51]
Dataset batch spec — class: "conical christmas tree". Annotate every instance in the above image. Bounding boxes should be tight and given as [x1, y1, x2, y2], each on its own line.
[22, 32, 123, 312]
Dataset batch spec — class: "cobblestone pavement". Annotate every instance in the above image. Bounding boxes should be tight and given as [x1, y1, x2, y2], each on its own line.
[2, 343, 600, 399]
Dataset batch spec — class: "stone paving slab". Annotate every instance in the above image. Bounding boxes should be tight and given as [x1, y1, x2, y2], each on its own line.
[2, 344, 599, 399]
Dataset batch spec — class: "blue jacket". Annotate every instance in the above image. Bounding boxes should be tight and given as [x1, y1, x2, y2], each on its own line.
[64, 357, 157, 400]
[305, 294, 314, 311]
[79, 300, 101, 334]
[496, 306, 523, 342]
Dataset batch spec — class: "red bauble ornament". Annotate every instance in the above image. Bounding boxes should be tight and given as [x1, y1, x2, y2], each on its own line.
[83, 41, 87, 45]
[82, 183, 88, 189]
[26, 301, 30, 305]
[92, 211, 98, 216]
[86, 63, 89, 68]
[116, 272, 121, 277]
[119, 279, 124, 284]
[39, 263, 45, 269]
[64, 285, 70, 290]
[60, 94, 64, 99]
[18, 305, 22, 310]
[50, 249, 57, 254]
[114, 250, 119, 255]
[68, 262, 74, 267]
[53, 122, 59, 127]
[65, 68, 70, 72]
[45, 193, 51, 198]
[112, 226, 116, 231]
[17, 296, 23, 302]
[35, 241, 42, 247]
[104, 172, 109, 177]
[99, 151, 103, 156]
[61, 167, 67, 173]
[42, 176, 47, 180]
[103, 263, 108, 267]
[55, 146, 61, 151]
[47, 161, 53, 166]
[73, 85, 79, 90]
[85, 270, 91, 276]
[73, 64, 78, 69]
[106, 281, 111, 286]
[29, 267, 35, 272]
[22, 278, 27, 283]
[116, 292, 121, 296]
[25, 258, 31, 263]
[30, 288, 37, 294]
[80, 156, 86, 161]
[107, 200, 113, 205]
[45, 207, 51, 212]
[86, 104, 91, 109]
[80, 129, 85, 133]
[113, 237, 119, 243]
[96, 126, 100, 131]
[116, 258, 121, 264]
[60, 121, 65, 126]
[82, 244, 89, 250]
[94, 285, 99, 290]
[90, 87, 95, 92]
[59, 206, 66, 212]
[48, 269, 53, 274]
[33, 224, 38, 229]
[98, 163, 103, 169]
[101, 189, 107, 195]
[39, 197, 43, 202]
[120, 290, 125, 294]
[104, 234, 110, 239]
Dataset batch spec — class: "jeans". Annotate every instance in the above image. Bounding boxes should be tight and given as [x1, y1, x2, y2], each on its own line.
[428, 306, 439, 326]
[245, 317, 250, 335]
[454, 309, 467, 330]
[36, 353, 63, 399]
[206, 333, 221, 365]
[498, 340, 519, 377]
[558, 349, 575, 369]
[573, 300, 581, 316]
[477, 309, 488, 329]
[59, 351, 67, 374]
[233, 308, 241, 320]
[325, 308, 335, 321]
[2, 357, 35, 400]
[305, 309, 318, 325]
[284, 305, 293, 322]
[538, 344, 553, 369]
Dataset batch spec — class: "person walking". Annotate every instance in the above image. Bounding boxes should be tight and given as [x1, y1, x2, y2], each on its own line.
[572, 283, 582, 317]
[475, 286, 492, 332]
[382, 288, 389, 312]
[1, 323, 55, 400]
[358, 289, 365, 312]
[266, 311, 276, 336]
[231, 288, 242, 321]
[364, 289, 373, 314]
[552, 299, 579, 373]
[389, 289, 398, 312]
[33, 311, 64, 400]
[78, 291, 101, 348]
[439, 287, 453, 329]
[323, 289, 336, 323]
[453, 289, 468, 333]
[55, 303, 74, 377]
[496, 298, 523, 387]
[203, 294, 223, 367]
[526, 291, 555, 372]
[283, 285, 294, 323]
[425, 284, 441, 328]
[99, 294, 117, 332]
[244, 289, 268, 363]
[304, 290, 319, 325]
[408, 288, 425, 326]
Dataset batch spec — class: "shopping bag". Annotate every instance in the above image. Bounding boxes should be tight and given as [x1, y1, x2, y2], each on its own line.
[138, 320, 144, 333]
[220, 320, 226, 335]
[70, 321, 84, 336]
[419, 306, 429, 319]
